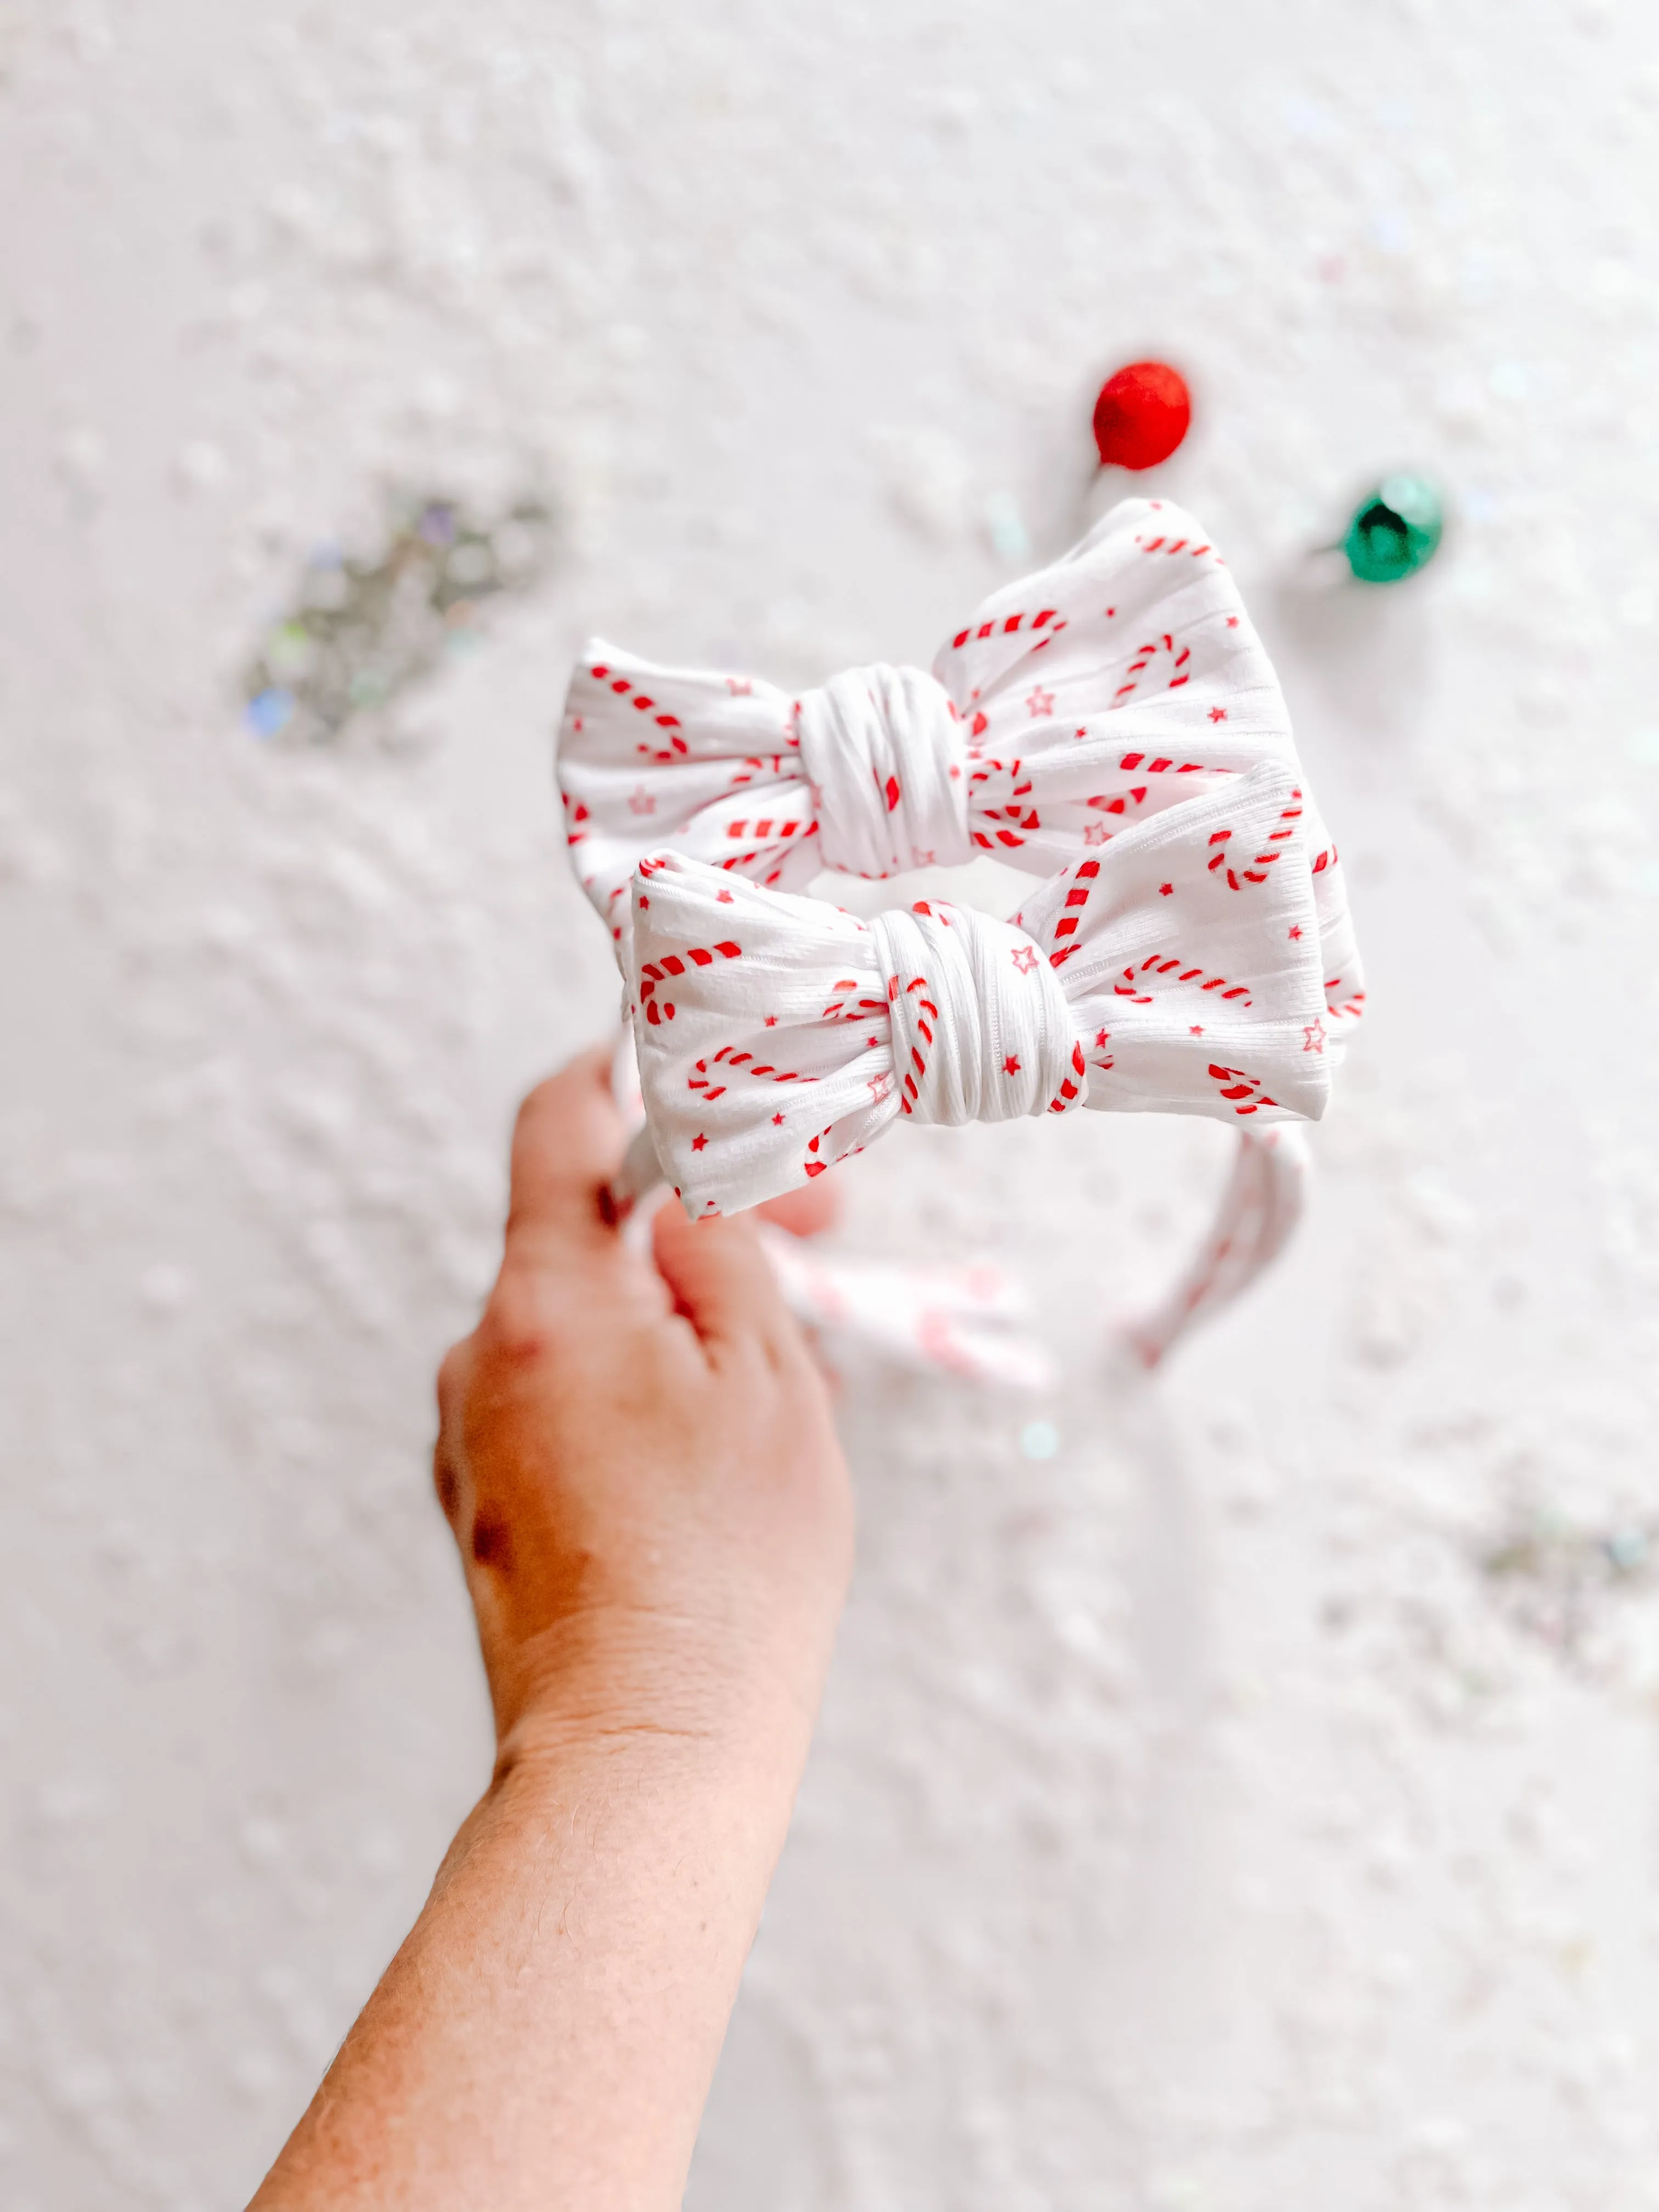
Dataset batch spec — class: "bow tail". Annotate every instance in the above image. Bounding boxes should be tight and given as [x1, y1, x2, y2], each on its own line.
[1015, 763, 1333, 1127]
[630, 851, 904, 1217]
[558, 642, 825, 958]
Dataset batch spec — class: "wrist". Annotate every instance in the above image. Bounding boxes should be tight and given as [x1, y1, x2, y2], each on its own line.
[486, 1601, 836, 1790]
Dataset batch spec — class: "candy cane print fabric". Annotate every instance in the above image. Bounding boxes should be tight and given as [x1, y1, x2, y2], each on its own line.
[630, 763, 1327, 1219]
[556, 496, 1363, 1066]
[1124, 1125, 1310, 1371]
[755, 1226, 1054, 1392]
[605, 1029, 1054, 1387]
[605, 1028, 1053, 1385]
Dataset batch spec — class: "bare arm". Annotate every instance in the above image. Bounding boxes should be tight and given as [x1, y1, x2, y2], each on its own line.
[251, 1048, 854, 2210]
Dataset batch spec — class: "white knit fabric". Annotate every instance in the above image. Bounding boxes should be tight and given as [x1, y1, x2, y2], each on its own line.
[1124, 1126, 1310, 1370]
[793, 664, 970, 877]
[606, 1028, 1055, 1388]
[756, 1225, 1054, 1391]
[556, 495, 1363, 1070]
[866, 902, 1075, 1127]
[631, 763, 1328, 1218]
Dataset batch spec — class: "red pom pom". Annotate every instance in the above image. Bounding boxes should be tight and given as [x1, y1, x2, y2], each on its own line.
[1091, 360, 1191, 471]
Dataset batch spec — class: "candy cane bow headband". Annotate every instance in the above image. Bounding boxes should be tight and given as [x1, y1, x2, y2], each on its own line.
[631, 762, 1328, 1218]
[558, 496, 1363, 1059]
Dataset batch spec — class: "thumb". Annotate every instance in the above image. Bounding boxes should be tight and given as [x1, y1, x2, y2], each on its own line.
[651, 1202, 791, 1358]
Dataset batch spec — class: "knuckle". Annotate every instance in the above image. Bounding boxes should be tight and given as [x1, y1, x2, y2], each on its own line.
[512, 1071, 566, 1151]
[432, 1442, 462, 1524]
[476, 1264, 562, 1372]
[435, 1339, 470, 1417]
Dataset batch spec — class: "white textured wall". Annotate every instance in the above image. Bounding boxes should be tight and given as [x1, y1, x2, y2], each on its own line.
[5, 3, 1659, 2205]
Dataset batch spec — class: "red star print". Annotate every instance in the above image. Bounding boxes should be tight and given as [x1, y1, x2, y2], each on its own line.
[1288, 926, 1302, 941]
[867, 1035, 879, 1047]
[1226, 616, 1239, 629]
[725, 676, 753, 696]
[1003, 1054, 1022, 1076]
[572, 715, 584, 732]
[1094, 1028, 1110, 1047]
[1190, 1024, 1204, 1035]
[1208, 707, 1228, 723]
[1025, 685, 1056, 718]
[691, 1133, 708, 1150]
[869, 1071, 892, 1102]
[1302, 1017, 1327, 1054]
[1011, 944, 1039, 974]
[638, 896, 650, 910]
[1074, 725, 1088, 740]
[628, 788, 656, 816]
[772, 1112, 785, 1125]
[1084, 821, 1110, 846]
[716, 889, 733, 903]
[764, 1014, 778, 1025]
[1105, 606, 1115, 617]
[1159, 882, 1173, 896]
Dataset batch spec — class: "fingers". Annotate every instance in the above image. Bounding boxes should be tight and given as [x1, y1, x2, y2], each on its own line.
[433, 1336, 475, 1527]
[755, 1177, 842, 1240]
[504, 1045, 625, 1256]
[651, 1200, 795, 1358]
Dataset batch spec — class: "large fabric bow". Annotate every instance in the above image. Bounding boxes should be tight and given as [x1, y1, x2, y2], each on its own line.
[557, 497, 1364, 1056]
[628, 764, 1329, 1218]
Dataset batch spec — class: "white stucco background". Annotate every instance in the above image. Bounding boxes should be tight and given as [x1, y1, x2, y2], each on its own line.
[5, 2, 1659, 2204]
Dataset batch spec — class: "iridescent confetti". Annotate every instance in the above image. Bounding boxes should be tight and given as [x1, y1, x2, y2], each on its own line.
[243, 492, 554, 744]
[1481, 1510, 1656, 1655]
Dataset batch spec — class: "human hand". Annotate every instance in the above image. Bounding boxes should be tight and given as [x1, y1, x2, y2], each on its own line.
[252, 1049, 854, 2211]
[433, 1046, 855, 1774]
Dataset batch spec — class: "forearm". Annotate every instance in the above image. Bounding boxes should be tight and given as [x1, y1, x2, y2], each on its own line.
[251, 1696, 814, 2211]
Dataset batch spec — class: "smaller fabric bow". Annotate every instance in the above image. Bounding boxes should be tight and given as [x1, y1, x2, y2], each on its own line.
[557, 496, 1363, 1057]
[630, 763, 1329, 1218]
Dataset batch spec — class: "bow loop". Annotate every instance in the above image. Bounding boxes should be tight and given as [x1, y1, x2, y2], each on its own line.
[631, 761, 1327, 1218]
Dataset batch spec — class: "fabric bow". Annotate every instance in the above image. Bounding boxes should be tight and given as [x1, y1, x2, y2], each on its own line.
[629, 763, 1329, 1218]
[557, 497, 1364, 1058]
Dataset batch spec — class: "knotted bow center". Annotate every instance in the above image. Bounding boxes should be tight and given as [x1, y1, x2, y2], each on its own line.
[868, 902, 1085, 1126]
[794, 665, 972, 879]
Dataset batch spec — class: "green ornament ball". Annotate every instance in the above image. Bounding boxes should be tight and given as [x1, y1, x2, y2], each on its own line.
[1342, 474, 1444, 584]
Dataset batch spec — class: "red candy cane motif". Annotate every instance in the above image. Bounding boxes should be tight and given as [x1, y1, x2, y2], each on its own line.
[802, 1125, 857, 1179]
[688, 1043, 821, 1096]
[821, 976, 888, 1023]
[1111, 631, 1194, 704]
[1206, 1063, 1282, 1116]
[1114, 954, 1254, 1008]
[1046, 1040, 1088, 1113]
[1206, 787, 1303, 890]
[1047, 857, 1102, 960]
[1132, 507, 1227, 566]
[883, 972, 941, 1116]
[724, 810, 811, 843]
[966, 755, 1042, 850]
[637, 937, 743, 1025]
[587, 662, 689, 761]
[1113, 749, 1219, 778]
[944, 607, 1070, 653]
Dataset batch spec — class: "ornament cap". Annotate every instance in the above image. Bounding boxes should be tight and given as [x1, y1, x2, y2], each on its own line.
[1343, 473, 1444, 583]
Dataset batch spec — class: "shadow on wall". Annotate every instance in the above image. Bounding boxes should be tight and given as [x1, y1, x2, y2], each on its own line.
[687, 1990, 844, 2212]
[1264, 558, 1438, 750]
